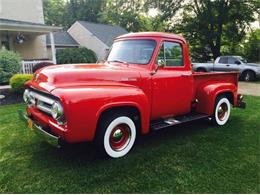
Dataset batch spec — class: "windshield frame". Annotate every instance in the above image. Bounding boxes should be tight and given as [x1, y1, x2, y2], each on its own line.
[106, 39, 157, 65]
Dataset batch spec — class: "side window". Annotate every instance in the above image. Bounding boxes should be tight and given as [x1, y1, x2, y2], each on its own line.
[228, 57, 237, 64]
[218, 57, 228, 64]
[157, 41, 184, 67]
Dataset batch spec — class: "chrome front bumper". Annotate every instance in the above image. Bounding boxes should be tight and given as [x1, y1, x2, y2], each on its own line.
[18, 110, 61, 148]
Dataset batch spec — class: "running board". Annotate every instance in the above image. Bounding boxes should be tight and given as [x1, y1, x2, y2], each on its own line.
[150, 113, 209, 131]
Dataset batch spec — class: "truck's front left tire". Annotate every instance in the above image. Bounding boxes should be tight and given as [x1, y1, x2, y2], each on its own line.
[95, 114, 136, 158]
[212, 96, 231, 126]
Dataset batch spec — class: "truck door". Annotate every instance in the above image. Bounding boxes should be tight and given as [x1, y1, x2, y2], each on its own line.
[151, 40, 193, 119]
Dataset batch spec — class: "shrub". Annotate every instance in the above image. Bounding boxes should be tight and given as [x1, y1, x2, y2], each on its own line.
[9, 74, 33, 93]
[56, 48, 97, 64]
[33, 61, 54, 73]
[0, 50, 21, 84]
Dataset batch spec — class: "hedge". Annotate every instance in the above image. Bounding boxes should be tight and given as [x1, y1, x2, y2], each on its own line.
[56, 48, 97, 64]
[9, 74, 33, 93]
[0, 50, 21, 84]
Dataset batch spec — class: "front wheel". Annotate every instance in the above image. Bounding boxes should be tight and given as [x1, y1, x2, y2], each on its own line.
[212, 96, 231, 126]
[95, 114, 136, 158]
[243, 70, 255, 81]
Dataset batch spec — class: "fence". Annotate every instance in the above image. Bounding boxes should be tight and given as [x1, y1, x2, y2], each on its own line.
[21, 60, 54, 74]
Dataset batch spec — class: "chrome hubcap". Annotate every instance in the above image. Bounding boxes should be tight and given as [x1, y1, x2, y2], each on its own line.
[112, 129, 123, 143]
[109, 124, 131, 151]
[218, 103, 228, 121]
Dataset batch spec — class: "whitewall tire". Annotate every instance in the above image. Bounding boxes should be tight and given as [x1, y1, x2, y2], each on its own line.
[213, 97, 231, 126]
[96, 115, 136, 158]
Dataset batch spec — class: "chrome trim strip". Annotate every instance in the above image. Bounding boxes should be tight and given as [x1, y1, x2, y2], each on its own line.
[29, 91, 55, 105]
[37, 104, 52, 114]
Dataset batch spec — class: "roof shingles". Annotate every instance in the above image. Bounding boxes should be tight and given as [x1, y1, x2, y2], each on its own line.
[78, 21, 128, 47]
[46, 31, 79, 46]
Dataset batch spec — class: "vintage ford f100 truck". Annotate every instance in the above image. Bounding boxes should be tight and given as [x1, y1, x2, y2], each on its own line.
[19, 32, 246, 158]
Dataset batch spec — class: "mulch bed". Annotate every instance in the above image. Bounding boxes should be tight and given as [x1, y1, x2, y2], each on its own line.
[0, 89, 23, 106]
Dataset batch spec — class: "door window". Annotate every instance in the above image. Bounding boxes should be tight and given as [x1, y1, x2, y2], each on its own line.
[228, 57, 238, 64]
[157, 41, 183, 67]
[218, 57, 228, 64]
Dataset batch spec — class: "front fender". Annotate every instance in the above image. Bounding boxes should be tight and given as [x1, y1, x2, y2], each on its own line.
[51, 85, 150, 143]
[195, 83, 237, 115]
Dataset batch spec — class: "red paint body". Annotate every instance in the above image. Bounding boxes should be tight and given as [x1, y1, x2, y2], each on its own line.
[25, 32, 240, 143]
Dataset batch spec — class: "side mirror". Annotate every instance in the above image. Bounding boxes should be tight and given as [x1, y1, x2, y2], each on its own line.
[155, 59, 166, 72]
[235, 60, 241, 65]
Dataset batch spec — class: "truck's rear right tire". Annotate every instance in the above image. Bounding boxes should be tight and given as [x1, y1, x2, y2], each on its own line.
[212, 96, 231, 126]
[95, 113, 136, 158]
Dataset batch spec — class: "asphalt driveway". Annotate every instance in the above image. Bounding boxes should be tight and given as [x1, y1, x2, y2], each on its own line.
[238, 82, 260, 96]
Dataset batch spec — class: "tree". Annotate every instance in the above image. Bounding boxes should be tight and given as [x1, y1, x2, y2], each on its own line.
[244, 29, 260, 62]
[43, 0, 105, 29]
[43, 0, 67, 27]
[66, 0, 105, 28]
[100, 0, 183, 32]
[176, 0, 259, 61]
[144, 0, 183, 31]
[99, 0, 148, 32]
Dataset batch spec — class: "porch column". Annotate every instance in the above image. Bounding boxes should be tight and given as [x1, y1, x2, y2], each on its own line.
[49, 32, 57, 64]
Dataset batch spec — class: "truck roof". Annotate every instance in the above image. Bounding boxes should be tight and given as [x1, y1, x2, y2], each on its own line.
[116, 32, 187, 43]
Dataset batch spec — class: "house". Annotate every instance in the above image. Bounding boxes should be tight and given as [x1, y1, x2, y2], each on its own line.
[0, 0, 128, 73]
[46, 31, 80, 60]
[68, 21, 128, 60]
[0, 0, 61, 73]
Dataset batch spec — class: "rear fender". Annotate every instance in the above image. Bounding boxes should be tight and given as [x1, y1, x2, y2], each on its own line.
[195, 83, 237, 115]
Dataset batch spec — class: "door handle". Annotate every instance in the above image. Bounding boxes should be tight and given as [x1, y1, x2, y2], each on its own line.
[226, 64, 230, 66]
[182, 73, 192, 77]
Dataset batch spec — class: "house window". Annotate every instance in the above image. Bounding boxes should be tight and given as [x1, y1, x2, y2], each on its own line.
[1, 40, 10, 50]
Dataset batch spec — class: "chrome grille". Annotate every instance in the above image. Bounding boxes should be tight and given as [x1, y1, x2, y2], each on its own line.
[28, 90, 55, 115]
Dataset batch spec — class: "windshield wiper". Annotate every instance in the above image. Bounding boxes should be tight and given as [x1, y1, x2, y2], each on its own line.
[107, 60, 129, 65]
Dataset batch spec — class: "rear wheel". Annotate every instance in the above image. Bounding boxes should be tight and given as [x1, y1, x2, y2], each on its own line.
[242, 70, 255, 81]
[95, 114, 136, 158]
[212, 96, 231, 126]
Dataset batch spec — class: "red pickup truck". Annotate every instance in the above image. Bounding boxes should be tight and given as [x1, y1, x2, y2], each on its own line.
[19, 32, 246, 158]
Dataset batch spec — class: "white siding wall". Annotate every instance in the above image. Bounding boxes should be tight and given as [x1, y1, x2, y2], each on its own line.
[0, 0, 48, 59]
[68, 22, 109, 61]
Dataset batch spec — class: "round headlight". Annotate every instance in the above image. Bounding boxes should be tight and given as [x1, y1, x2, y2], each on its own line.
[23, 89, 31, 103]
[51, 102, 63, 119]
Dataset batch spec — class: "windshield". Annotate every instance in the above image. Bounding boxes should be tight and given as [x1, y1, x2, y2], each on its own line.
[107, 39, 156, 65]
[237, 56, 247, 63]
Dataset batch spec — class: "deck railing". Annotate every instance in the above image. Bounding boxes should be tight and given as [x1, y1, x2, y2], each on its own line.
[21, 60, 54, 74]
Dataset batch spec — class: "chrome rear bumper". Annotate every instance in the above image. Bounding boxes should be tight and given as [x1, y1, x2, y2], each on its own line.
[237, 94, 246, 109]
[18, 110, 61, 148]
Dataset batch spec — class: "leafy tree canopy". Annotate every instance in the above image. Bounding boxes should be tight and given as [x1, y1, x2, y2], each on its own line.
[175, 0, 259, 62]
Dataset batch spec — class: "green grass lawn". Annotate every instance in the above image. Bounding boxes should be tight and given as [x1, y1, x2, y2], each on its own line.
[0, 96, 259, 193]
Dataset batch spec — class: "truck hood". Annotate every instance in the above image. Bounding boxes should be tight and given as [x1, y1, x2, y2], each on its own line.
[28, 63, 142, 92]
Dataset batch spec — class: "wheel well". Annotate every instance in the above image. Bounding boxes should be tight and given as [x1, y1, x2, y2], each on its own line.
[97, 106, 141, 134]
[217, 92, 234, 105]
[196, 67, 207, 72]
[242, 69, 256, 77]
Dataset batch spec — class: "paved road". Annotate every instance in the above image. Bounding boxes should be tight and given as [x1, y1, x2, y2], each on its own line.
[238, 82, 260, 96]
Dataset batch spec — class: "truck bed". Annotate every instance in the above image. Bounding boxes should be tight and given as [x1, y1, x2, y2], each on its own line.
[191, 71, 239, 114]
[192, 71, 239, 89]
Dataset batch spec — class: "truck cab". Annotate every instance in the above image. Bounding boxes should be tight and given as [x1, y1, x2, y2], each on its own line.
[20, 32, 246, 158]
